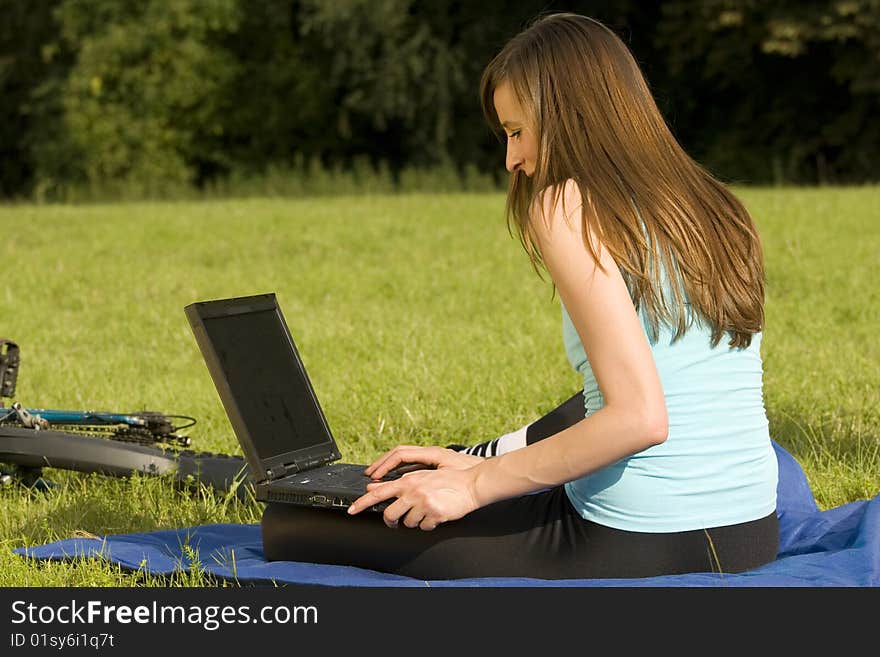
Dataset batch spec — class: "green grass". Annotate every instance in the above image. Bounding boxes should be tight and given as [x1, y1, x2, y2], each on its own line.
[0, 187, 878, 586]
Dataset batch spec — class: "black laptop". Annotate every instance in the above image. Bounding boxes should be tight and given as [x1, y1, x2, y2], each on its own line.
[184, 292, 411, 512]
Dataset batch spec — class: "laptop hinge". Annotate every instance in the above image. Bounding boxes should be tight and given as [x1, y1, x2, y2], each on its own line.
[267, 455, 335, 481]
[265, 465, 295, 481]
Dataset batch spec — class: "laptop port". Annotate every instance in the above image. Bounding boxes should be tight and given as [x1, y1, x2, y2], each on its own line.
[332, 497, 347, 508]
[308, 494, 331, 505]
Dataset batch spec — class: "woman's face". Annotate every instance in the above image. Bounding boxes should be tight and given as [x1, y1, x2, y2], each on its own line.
[493, 82, 538, 177]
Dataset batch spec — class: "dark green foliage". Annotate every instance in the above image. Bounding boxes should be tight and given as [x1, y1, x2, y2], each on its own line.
[0, 0, 878, 200]
[655, 0, 880, 184]
[0, 0, 66, 199]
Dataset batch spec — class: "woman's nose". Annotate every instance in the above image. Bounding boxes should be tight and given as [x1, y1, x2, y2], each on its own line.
[506, 143, 522, 173]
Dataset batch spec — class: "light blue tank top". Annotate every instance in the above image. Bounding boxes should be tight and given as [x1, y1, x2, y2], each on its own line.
[560, 293, 778, 532]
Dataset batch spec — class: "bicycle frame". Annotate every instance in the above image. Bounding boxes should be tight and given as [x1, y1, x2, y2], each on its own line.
[0, 405, 194, 436]
[0, 404, 195, 446]
[0, 336, 249, 497]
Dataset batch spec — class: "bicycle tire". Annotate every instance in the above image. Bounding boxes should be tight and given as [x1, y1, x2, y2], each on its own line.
[0, 426, 252, 500]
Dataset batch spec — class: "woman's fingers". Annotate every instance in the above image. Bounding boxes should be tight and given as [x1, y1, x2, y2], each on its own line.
[419, 518, 439, 531]
[364, 443, 484, 480]
[347, 475, 434, 529]
[363, 445, 416, 478]
[364, 445, 440, 479]
[362, 452, 396, 478]
[350, 463, 479, 530]
[347, 480, 400, 516]
[401, 507, 426, 529]
[375, 494, 418, 529]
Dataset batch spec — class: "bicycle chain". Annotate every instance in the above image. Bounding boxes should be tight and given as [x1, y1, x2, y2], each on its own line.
[0, 420, 191, 448]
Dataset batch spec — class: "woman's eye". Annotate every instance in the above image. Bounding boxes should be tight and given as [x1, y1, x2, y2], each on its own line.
[508, 131, 521, 139]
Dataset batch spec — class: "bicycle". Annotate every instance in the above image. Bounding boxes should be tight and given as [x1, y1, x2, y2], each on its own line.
[0, 338, 252, 499]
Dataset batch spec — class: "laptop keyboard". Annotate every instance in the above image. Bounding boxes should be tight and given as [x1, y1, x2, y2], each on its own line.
[320, 462, 375, 486]
[281, 461, 409, 488]
[324, 462, 413, 484]
[266, 462, 425, 511]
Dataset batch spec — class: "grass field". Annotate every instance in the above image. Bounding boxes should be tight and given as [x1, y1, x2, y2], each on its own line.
[0, 187, 878, 586]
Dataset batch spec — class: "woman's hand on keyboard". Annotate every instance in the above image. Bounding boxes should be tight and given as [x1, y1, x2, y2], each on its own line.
[363, 445, 483, 481]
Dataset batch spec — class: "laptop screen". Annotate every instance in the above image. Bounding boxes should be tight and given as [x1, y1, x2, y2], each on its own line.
[197, 304, 336, 462]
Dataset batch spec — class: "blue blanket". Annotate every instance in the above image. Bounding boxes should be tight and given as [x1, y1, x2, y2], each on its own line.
[13, 441, 880, 586]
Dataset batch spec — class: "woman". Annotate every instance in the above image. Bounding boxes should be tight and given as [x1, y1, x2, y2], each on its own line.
[261, 12, 779, 580]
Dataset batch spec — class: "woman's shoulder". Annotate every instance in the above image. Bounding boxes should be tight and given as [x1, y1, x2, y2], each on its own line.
[532, 179, 584, 224]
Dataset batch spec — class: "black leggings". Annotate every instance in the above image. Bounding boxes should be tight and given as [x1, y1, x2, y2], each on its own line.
[261, 391, 779, 580]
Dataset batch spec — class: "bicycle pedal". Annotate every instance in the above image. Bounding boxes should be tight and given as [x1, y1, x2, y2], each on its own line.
[11, 402, 49, 430]
[0, 339, 19, 399]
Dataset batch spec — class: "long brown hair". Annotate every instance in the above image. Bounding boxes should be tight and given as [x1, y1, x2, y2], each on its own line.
[480, 13, 764, 348]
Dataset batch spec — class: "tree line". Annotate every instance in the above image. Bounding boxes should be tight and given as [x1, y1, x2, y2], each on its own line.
[1, 0, 878, 201]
